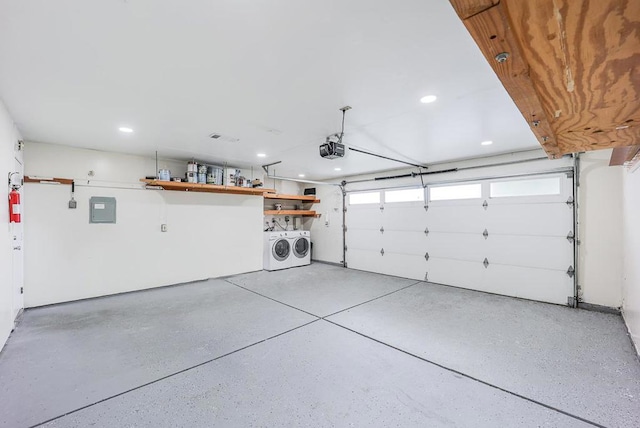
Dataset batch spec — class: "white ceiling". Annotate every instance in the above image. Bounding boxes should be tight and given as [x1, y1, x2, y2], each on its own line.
[0, 0, 540, 180]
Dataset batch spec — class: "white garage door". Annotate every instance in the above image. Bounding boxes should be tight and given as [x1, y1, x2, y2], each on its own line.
[345, 173, 575, 305]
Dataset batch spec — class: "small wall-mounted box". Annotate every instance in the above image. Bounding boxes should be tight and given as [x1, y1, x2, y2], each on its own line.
[89, 197, 116, 224]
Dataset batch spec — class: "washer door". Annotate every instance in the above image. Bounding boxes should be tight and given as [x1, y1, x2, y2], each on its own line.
[293, 237, 309, 258]
[272, 238, 291, 261]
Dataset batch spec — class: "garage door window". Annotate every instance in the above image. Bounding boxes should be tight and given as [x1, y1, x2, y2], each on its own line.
[384, 187, 424, 203]
[429, 183, 481, 201]
[490, 177, 561, 198]
[349, 191, 380, 205]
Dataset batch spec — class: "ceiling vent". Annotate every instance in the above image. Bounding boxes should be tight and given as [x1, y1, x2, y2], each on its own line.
[208, 133, 239, 143]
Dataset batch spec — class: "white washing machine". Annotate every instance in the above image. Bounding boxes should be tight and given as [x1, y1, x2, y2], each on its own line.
[264, 231, 294, 271]
[289, 230, 311, 268]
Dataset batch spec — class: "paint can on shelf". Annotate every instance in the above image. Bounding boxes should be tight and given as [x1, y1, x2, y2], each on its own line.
[197, 164, 207, 183]
[158, 169, 171, 181]
[187, 171, 198, 183]
[187, 161, 198, 172]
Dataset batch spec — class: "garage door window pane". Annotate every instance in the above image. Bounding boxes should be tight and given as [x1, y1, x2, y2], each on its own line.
[385, 188, 424, 203]
[349, 192, 380, 205]
[490, 177, 560, 198]
[429, 183, 481, 201]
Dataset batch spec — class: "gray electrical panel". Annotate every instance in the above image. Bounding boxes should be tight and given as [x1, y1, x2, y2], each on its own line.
[89, 197, 116, 224]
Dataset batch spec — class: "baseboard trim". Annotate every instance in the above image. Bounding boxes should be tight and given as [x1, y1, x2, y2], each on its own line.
[577, 302, 621, 315]
[311, 259, 344, 268]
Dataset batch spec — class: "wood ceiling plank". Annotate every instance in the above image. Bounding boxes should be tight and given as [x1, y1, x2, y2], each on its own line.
[609, 145, 640, 166]
[457, 2, 561, 156]
[558, 126, 640, 153]
[502, 0, 640, 153]
[448, 0, 499, 20]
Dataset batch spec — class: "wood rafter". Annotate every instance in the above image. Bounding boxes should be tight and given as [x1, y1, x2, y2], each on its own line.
[449, 0, 640, 158]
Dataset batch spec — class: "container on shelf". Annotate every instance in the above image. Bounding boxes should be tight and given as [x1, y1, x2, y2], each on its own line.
[158, 169, 171, 181]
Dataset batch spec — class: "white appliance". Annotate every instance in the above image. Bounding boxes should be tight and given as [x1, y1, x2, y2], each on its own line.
[264, 231, 294, 271]
[289, 230, 311, 268]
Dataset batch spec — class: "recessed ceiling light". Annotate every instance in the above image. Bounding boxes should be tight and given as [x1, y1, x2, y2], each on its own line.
[334, 167, 342, 171]
[118, 127, 133, 133]
[420, 95, 437, 104]
[257, 153, 266, 158]
[298, 174, 305, 178]
[481, 140, 493, 146]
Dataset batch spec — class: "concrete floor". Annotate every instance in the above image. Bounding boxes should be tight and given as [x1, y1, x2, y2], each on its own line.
[0, 264, 638, 428]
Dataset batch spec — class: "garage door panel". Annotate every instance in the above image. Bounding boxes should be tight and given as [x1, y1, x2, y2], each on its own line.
[426, 205, 486, 233]
[383, 231, 427, 255]
[483, 265, 572, 305]
[485, 203, 573, 236]
[426, 232, 486, 261]
[346, 208, 383, 229]
[345, 230, 380, 251]
[427, 258, 486, 290]
[380, 252, 427, 281]
[383, 206, 427, 230]
[486, 235, 572, 271]
[347, 248, 384, 274]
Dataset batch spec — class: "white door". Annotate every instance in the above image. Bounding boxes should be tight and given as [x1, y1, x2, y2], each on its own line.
[346, 173, 574, 305]
[11, 156, 24, 319]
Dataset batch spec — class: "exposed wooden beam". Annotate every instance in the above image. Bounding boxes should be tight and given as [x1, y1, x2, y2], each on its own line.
[449, 0, 640, 157]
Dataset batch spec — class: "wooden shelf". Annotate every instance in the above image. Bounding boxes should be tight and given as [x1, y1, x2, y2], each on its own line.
[263, 193, 320, 203]
[141, 179, 275, 196]
[25, 176, 73, 185]
[264, 210, 318, 217]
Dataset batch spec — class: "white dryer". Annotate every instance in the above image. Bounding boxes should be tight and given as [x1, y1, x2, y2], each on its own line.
[264, 231, 293, 271]
[289, 231, 311, 268]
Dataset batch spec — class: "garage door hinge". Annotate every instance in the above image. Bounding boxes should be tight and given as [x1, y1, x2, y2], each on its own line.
[345, 245, 348, 252]
[566, 196, 574, 207]
[343, 225, 347, 232]
[379, 205, 384, 212]
[483, 258, 489, 268]
[379, 226, 384, 234]
[566, 266, 575, 278]
[424, 227, 429, 236]
[20, 287, 23, 294]
[483, 229, 489, 239]
[343, 207, 347, 213]
[566, 231, 574, 243]
[424, 252, 429, 261]
[482, 200, 488, 210]
[423, 205, 429, 212]
[380, 248, 385, 256]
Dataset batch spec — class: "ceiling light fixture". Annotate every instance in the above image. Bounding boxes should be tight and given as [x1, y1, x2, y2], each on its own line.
[118, 127, 134, 133]
[420, 95, 437, 104]
[298, 174, 305, 178]
[334, 167, 342, 171]
[481, 140, 493, 146]
[257, 153, 266, 158]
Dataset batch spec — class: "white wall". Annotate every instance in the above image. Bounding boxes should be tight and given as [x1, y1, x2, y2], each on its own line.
[622, 161, 640, 355]
[0, 100, 22, 349]
[578, 150, 623, 307]
[23, 142, 263, 307]
[305, 184, 344, 264]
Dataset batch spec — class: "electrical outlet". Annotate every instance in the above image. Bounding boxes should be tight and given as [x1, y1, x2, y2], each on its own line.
[161, 224, 168, 232]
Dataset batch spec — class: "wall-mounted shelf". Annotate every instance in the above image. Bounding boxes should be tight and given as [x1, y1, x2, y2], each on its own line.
[141, 179, 275, 196]
[264, 210, 319, 217]
[25, 176, 73, 185]
[264, 193, 320, 203]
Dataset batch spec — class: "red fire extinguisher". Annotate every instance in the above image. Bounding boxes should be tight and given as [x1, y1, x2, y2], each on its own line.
[9, 188, 21, 223]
